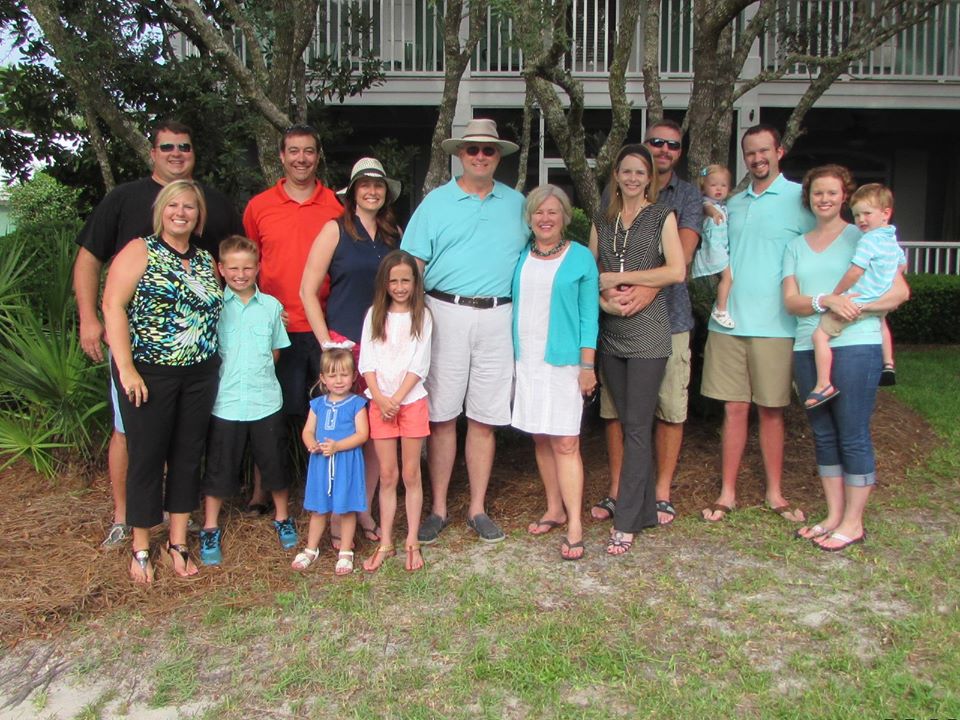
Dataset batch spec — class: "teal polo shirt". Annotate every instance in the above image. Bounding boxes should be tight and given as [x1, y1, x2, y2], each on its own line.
[401, 178, 529, 297]
[212, 286, 291, 422]
[709, 173, 815, 337]
[782, 224, 882, 352]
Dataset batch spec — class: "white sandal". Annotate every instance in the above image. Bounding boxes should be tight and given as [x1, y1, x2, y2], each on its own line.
[335, 550, 354, 575]
[291, 547, 319, 571]
[711, 306, 736, 329]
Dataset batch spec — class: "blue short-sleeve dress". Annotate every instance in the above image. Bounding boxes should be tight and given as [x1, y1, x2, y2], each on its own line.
[303, 394, 368, 514]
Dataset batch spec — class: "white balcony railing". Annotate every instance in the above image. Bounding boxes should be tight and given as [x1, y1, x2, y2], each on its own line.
[902, 242, 960, 275]
[174, 1, 960, 82]
[763, 0, 960, 79]
[306, 0, 960, 81]
[308, 0, 446, 73]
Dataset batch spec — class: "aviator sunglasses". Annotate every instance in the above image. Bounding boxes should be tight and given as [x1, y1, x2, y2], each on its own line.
[156, 142, 193, 153]
[464, 145, 498, 157]
[646, 137, 681, 151]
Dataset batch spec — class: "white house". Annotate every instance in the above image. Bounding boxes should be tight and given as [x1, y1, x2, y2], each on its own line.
[178, 0, 960, 244]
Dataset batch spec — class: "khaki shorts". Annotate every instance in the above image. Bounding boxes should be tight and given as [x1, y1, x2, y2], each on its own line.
[701, 332, 794, 407]
[599, 332, 691, 423]
[424, 295, 514, 425]
[819, 309, 886, 338]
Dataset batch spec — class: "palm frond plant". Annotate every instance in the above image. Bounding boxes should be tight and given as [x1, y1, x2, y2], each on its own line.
[0, 224, 110, 477]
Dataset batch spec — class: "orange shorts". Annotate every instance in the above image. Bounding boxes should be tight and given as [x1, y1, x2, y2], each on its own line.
[368, 396, 430, 440]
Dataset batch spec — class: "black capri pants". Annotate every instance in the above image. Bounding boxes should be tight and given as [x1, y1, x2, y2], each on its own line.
[114, 357, 220, 528]
[601, 353, 667, 534]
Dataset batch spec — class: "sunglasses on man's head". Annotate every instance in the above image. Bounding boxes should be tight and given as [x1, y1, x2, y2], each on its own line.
[646, 137, 681, 151]
[156, 142, 193, 153]
[464, 145, 497, 157]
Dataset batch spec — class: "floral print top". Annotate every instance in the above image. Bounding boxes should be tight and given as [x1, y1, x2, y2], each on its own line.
[128, 234, 222, 366]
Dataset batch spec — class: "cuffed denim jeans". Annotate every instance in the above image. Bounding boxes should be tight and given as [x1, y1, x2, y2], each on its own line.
[793, 344, 882, 487]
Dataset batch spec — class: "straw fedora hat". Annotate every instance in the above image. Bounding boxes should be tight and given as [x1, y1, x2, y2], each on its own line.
[337, 157, 402, 203]
[440, 119, 519, 156]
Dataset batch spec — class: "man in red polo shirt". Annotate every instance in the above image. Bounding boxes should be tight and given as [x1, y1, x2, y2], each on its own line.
[243, 125, 343, 420]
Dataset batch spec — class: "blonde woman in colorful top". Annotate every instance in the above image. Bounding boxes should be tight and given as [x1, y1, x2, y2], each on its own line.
[103, 179, 223, 584]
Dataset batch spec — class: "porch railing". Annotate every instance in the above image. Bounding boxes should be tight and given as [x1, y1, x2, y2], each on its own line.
[328, 0, 959, 81]
[762, 1, 960, 79]
[902, 241, 960, 275]
[175, 1, 960, 82]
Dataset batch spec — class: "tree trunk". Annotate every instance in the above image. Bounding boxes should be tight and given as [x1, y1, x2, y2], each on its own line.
[422, 0, 489, 195]
[25, 0, 151, 165]
[514, 84, 535, 193]
[422, 69, 466, 194]
[640, 0, 663, 125]
[83, 108, 116, 193]
[685, 20, 734, 177]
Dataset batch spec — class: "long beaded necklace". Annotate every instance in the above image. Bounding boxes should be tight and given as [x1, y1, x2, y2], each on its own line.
[613, 204, 648, 272]
[613, 212, 631, 273]
[530, 237, 568, 258]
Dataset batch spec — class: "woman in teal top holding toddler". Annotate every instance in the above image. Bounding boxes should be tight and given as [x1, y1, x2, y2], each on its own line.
[782, 165, 909, 553]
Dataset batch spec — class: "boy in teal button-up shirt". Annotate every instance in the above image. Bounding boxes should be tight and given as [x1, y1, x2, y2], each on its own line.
[199, 236, 296, 565]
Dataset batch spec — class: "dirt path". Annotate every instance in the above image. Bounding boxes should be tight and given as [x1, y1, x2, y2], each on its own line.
[0, 392, 943, 718]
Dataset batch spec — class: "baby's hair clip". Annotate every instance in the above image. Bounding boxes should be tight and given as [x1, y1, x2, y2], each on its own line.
[700, 167, 710, 177]
[321, 340, 356, 350]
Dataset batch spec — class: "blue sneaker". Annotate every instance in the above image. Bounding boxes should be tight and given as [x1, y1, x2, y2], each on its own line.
[199, 528, 222, 565]
[274, 518, 298, 549]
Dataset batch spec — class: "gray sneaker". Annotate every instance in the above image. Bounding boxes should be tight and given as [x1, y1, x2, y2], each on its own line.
[417, 513, 450, 545]
[467, 513, 506, 543]
[101, 522, 132, 548]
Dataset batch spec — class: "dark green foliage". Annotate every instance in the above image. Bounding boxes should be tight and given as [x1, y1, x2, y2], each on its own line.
[8, 172, 87, 227]
[567, 207, 591, 246]
[1, 0, 385, 210]
[0, 218, 110, 475]
[888, 273, 960, 344]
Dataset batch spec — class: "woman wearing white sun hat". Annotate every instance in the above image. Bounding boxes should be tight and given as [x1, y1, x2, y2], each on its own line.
[300, 157, 403, 548]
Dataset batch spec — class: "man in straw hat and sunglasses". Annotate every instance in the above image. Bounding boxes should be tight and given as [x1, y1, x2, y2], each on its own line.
[401, 118, 528, 544]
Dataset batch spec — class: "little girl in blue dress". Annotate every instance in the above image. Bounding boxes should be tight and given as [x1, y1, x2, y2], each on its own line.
[291, 348, 369, 575]
[691, 164, 735, 329]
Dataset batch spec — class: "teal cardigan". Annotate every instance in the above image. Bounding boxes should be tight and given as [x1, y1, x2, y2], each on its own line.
[511, 242, 599, 366]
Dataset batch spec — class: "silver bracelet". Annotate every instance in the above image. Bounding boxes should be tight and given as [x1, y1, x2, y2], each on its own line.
[812, 294, 826, 314]
[580, 363, 595, 370]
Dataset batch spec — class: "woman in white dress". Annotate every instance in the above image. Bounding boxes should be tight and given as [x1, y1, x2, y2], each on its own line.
[511, 185, 599, 560]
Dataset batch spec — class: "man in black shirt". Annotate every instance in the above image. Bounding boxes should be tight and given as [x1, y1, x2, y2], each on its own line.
[73, 119, 242, 547]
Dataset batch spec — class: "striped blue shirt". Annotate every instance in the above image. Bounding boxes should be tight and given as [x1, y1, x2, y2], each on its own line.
[848, 225, 906, 304]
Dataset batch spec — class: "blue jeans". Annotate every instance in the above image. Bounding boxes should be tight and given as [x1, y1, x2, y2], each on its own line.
[793, 344, 882, 487]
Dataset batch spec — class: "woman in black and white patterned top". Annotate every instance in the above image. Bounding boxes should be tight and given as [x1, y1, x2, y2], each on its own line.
[589, 144, 685, 556]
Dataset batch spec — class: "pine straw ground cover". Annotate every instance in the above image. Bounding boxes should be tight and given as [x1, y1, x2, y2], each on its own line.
[0, 391, 936, 647]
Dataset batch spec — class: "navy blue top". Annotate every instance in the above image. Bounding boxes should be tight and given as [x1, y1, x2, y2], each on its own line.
[326, 217, 394, 342]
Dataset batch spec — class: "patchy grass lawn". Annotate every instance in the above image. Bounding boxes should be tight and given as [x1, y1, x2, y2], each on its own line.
[1, 347, 958, 719]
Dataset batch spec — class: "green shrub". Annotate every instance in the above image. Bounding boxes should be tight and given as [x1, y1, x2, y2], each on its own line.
[2, 221, 82, 322]
[568, 207, 591, 246]
[887, 273, 960, 344]
[8, 172, 86, 228]
[0, 224, 109, 476]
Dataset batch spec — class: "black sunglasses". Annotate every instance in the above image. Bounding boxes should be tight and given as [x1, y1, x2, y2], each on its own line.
[646, 137, 681, 151]
[464, 145, 498, 157]
[156, 142, 193, 153]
